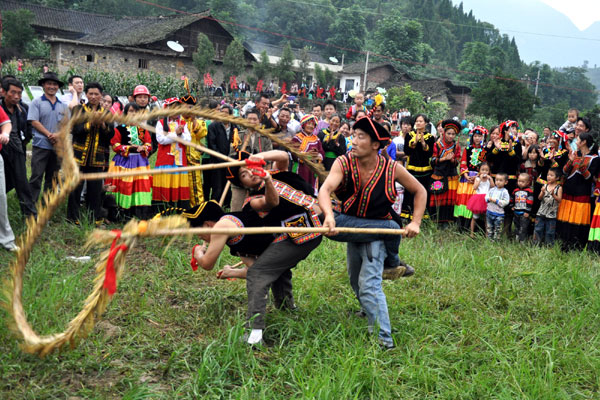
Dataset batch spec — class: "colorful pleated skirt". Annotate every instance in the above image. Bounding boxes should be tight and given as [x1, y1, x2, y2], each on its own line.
[454, 171, 477, 219]
[429, 175, 458, 223]
[152, 162, 190, 203]
[587, 198, 600, 252]
[556, 194, 592, 249]
[107, 154, 152, 209]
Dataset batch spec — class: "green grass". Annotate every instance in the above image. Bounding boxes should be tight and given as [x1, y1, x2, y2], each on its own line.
[1, 189, 600, 399]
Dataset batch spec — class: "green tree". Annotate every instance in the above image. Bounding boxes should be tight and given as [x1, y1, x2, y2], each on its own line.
[387, 85, 427, 115]
[458, 42, 491, 78]
[2, 9, 36, 49]
[372, 17, 432, 71]
[298, 46, 311, 85]
[325, 7, 366, 63]
[467, 76, 536, 122]
[192, 33, 215, 76]
[314, 64, 324, 86]
[275, 42, 295, 85]
[253, 50, 271, 82]
[323, 67, 335, 88]
[222, 39, 246, 79]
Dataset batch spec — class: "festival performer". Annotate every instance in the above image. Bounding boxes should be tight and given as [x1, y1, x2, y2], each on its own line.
[67, 82, 113, 225]
[454, 125, 487, 229]
[556, 132, 599, 250]
[291, 114, 324, 194]
[317, 113, 346, 171]
[131, 85, 158, 155]
[106, 103, 152, 219]
[485, 121, 522, 234]
[429, 119, 461, 224]
[318, 117, 427, 349]
[402, 114, 434, 220]
[152, 98, 191, 208]
[180, 91, 208, 206]
[223, 150, 323, 345]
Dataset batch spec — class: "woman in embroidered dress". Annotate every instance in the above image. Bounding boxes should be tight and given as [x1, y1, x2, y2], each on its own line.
[152, 97, 192, 208]
[428, 119, 461, 224]
[403, 114, 435, 219]
[454, 125, 487, 229]
[556, 132, 599, 250]
[180, 93, 208, 207]
[106, 103, 152, 218]
[318, 114, 346, 171]
[291, 114, 324, 194]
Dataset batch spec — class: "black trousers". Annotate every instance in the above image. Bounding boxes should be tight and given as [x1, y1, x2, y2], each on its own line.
[29, 147, 60, 203]
[67, 165, 103, 222]
[246, 236, 322, 329]
[1, 149, 37, 217]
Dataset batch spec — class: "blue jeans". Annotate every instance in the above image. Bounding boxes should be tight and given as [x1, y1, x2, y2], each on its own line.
[486, 212, 504, 240]
[533, 216, 556, 245]
[329, 212, 401, 267]
[347, 241, 393, 346]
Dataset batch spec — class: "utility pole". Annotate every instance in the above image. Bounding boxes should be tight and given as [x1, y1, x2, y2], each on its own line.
[362, 51, 369, 93]
[533, 68, 541, 97]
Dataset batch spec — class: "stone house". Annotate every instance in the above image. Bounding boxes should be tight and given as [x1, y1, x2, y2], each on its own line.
[0, 0, 255, 81]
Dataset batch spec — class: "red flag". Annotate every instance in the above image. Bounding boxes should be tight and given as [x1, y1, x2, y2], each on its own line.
[281, 82, 288, 94]
[204, 73, 213, 86]
[229, 75, 238, 90]
[328, 86, 336, 98]
[316, 87, 325, 99]
[256, 79, 264, 93]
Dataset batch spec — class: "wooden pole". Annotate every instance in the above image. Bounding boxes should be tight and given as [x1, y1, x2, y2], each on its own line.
[138, 226, 407, 237]
[170, 136, 235, 163]
[219, 129, 252, 207]
[79, 161, 246, 181]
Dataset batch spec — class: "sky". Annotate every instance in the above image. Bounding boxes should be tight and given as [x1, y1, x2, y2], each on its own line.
[540, 0, 600, 30]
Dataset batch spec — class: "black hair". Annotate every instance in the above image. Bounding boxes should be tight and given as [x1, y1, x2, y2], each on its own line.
[495, 172, 508, 181]
[374, 102, 386, 111]
[413, 113, 429, 124]
[279, 107, 291, 114]
[246, 107, 260, 118]
[84, 82, 103, 93]
[400, 116, 413, 126]
[548, 167, 562, 179]
[578, 132, 595, 149]
[123, 103, 141, 115]
[2, 77, 23, 92]
[208, 99, 219, 109]
[527, 144, 540, 154]
[478, 162, 490, 172]
[68, 75, 83, 84]
[257, 93, 270, 103]
[312, 102, 322, 110]
[221, 104, 233, 115]
[323, 99, 336, 110]
[577, 117, 592, 132]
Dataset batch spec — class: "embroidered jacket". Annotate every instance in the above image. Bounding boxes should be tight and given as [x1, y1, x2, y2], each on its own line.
[335, 153, 398, 219]
[111, 125, 152, 157]
[71, 104, 113, 167]
[404, 131, 434, 175]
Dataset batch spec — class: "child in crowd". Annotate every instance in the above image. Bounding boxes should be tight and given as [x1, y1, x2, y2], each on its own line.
[520, 144, 541, 184]
[291, 114, 324, 194]
[345, 92, 367, 121]
[511, 173, 534, 242]
[533, 167, 562, 245]
[467, 162, 494, 237]
[559, 108, 579, 135]
[485, 172, 510, 240]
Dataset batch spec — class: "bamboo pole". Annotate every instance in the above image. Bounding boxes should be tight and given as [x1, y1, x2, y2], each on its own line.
[79, 160, 247, 181]
[219, 129, 252, 207]
[170, 135, 235, 163]
[136, 226, 407, 237]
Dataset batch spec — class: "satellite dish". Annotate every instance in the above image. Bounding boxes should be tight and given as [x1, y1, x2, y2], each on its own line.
[167, 41, 184, 53]
[329, 56, 339, 64]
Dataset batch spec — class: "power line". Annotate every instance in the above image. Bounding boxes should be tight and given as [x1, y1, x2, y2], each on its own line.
[132, 0, 597, 95]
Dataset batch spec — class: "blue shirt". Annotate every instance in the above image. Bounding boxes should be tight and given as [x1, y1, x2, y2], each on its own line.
[27, 94, 70, 150]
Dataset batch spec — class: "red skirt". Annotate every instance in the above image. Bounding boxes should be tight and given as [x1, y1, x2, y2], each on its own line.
[467, 194, 487, 215]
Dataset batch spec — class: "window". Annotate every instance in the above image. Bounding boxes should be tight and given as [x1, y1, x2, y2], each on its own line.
[138, 59, 148, 69]
[86, 54, 94, 62]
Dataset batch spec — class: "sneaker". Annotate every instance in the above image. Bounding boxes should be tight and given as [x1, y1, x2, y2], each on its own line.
[3, 242, 19, 252]
[379, 340, 395, 350]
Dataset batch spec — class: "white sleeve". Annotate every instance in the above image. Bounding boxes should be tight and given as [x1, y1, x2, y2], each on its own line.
[155, 121, 174, 145]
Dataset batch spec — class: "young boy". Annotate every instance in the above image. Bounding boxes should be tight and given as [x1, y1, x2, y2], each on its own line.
[559, 108, 579, 136]
[533, 167, 562, 245]
[511, 172, 534, 242]
[345, 92, 366, 121]
[485, 172, 510, 241]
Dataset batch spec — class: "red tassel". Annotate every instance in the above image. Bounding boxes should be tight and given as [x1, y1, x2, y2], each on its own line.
[103, 230, 128, 295]
[190, 244, 201, 271]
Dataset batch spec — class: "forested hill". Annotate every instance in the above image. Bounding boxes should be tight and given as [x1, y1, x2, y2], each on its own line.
[22, 0, 522, 73]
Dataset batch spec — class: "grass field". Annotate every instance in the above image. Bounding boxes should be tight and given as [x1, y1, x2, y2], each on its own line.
[1, 190, 600, 399]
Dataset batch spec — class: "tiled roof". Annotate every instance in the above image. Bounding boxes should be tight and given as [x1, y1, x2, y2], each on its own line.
[0, 0, 116, 36]
[342, 62, 399, 74]
[244, 40, 329, 64]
